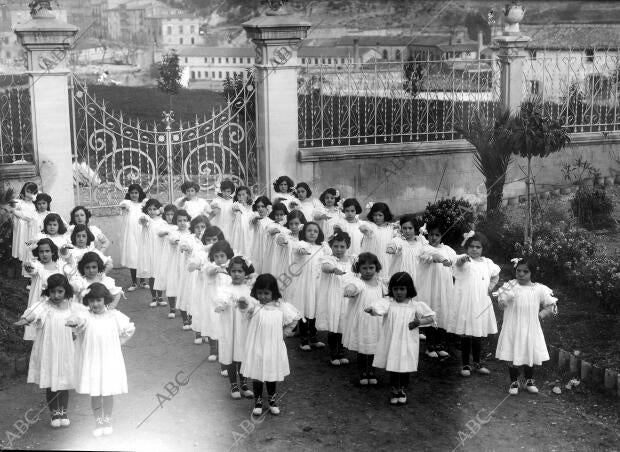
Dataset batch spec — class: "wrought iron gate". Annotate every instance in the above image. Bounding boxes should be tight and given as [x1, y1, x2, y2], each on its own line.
[70, 74, 258, 211]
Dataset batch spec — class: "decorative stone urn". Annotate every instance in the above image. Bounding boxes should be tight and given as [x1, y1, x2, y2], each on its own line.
[503, 2, 525, 34]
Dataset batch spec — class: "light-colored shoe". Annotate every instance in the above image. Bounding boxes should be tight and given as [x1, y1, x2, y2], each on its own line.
[102, 417, 113, 436]
[50, 418, 61, 428]
[252, 397, 263, 416]
[525, 379, 539, 394]
[474, 363, 490, 375]
[241, 385, 254, 398]
[509, 381, 520, 395]
[193, 337, 203, 345]
[368, 374, 378, 385]
[426, 350, 439, 358]
[390, 394, 399, 405]
[59, 410, 70, 427]
[310, 341, 326, 349]
[299, 344, 311, 351]
[158, 299, 168, 306]
[419, 333, 426, 340]
[208, 354, 217, 362]
[149, 300, 157, 307]
[230, 384, 241, 399]
[339, 357, 350, 365]
[359, 378, 369, 386]
[268, 396, 280, 415]
[182, 323, 192, 331]
[460, 365, 472, 377]
[221, 369, 228, 377]
[126, 284, 137, 292]
[167, 312, 176, 319]
[92, 417, 105, 437]
[437, 350, 450, 358]
[397, 390, 407, 405]
[330, 359, 341, 366]
[141, 282, 150, 289]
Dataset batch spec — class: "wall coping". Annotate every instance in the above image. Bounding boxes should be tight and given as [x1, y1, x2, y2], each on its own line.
[298, 131, 620, 162]
[0, 163, 37, 179]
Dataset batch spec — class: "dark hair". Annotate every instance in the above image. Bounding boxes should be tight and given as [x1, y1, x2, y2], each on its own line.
[251, 274, 282, 302]
[269, 202, 289, 221]
[294, 182, 312, 198]
[342, 198, 362, 214]
[34, 193, 52, 210]
[82, 282, 113, 306]
[190, 215, 210, 233]
[514, 258, 536, 280]
[367, 202, 393, 222]
[319, 188, 341, 206]
[388, 272, 417, 298]
[352, 252, 382, 274]
[252, 196, 271, 212]
[42, 274, 73, 299]
[233, 186, 253, 205]
[273, 175, 294, 193]
[203, 225, 225, 243]
[33, 238, 59, 261]
[426, 221, 444, 234]
[299, 221, 324, 244]
[219, 180, 236, 197]
[43, 213, 67, 235]
[71, 224, 95, 246]
[163, 204, 177, 215]
[180, 180, 200, 194]
[142, 198, 162, 214]
[173, 209, 191, 224]
[78, 251, 105, 276]
[19, 182, 38, 197]
[328, 230, 351, 248]
[463, 232, 489, 250]
[286, 210, 307, 239]
[208, 240, 234, 261]
[227, 255, 255, 275]
[399, 214, 424, 234]
[70, 205, 91, 225]
[125, 183, 147, 201]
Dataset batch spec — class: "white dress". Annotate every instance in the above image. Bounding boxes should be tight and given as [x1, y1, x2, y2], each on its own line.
[240, 300, 301, 382]
[164, 229, 192, 297]
[175, 196, 211, 220]
[214, 282, 253, 365]
[137, 216, 167, 279]
[177, 235, 205, 312]
[119, 200, 144, 269]
[153, 223, 177, 292]
[291, 197, 322, 223]
[446, 257, 500, 337]
[371, 298, 435, 372]
[24, 299, 87, 390]
[250, 215, 274, 273]
[495, 281, 557, 366]
[210, 197, 235, 239]
[23, 260, 66, 340]
[230, 202, 255, 257]
[360, 222, 396, 273]
[416, 243, 457, 329]
[342, 277, 387, 355]
[287, 241, 332, 319]
[313, 206, 344, 239]
[316, 254, 356, 333]
[333, 218, 364, 257]
[70, 274, 123, 309]
[72, 308, 135, 396]
[11, 198, 38, 263]
[387, 235, 427, 281]
[262, 222, 288, 275]
[193, 261, 231, 339]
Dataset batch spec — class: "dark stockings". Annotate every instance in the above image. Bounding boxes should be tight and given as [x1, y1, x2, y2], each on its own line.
[226, 361, 247, 387]
[298, 318, 318, 345]
[357, 353, 375, 377]
[208, 338, 218, 356]
[252, 381, 276, 399]
[168, 296, 176, 311]
[129, 268, 137, 285]
[45, 389, 69, 413]
[388, 372, 410, 390]
[509, 366, 534, 381]
[148, 278, 161, 299]
[460, 336, 482, 366]
[327, 332, 343, 359]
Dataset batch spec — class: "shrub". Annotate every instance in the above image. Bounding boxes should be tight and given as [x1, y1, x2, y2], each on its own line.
[475, 210, 523, 259]
[422, 198, 475, 249]
[570, 186, 615, 229]
[571, 255, 620, 313]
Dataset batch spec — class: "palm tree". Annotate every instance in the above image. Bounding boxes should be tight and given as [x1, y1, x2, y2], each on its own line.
[457, 108, 513, 212]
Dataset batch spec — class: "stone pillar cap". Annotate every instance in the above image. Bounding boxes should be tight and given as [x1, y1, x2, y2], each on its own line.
[242, 15, 311, 41]
[14, 17, 78, 34]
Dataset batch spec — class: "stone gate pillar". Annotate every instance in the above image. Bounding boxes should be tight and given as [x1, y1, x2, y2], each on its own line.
[243, 8, 310, 198]
[14, 6, 78, 217]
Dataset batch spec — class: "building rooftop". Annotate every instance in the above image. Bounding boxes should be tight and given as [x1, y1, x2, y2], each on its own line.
[334, 35, 411, 47]
[177, 47, 254, 57]
[522, 23, 620, 50]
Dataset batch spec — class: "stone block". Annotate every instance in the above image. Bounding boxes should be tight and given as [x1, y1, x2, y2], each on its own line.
[570, 354, 581, 376]
[558, 349, 571, 371]
[604, 369, 617, 391]
[592, 365, 605, 386]
[548, 345, 559, 365]
[581, 360, 592, 382]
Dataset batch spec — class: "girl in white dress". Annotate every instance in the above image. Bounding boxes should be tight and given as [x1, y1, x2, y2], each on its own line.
[288, 221, 331, 351]
[11, 182, 38, 267]
[32, 193, 69, 234]
[333, 198, 364, 257]
[290, 182, 322, 223]
[214, 256, 256, 400]
[366, 272, 435, 405]
[23, 239, 69, 340]
[387, 214, 427, 280]
[175, 180, 211, 220]
[153, 204, 178, 307]
[119, 184, 147, 292]
[271, 210, 305, 299]
[209, 180, 236, 239]
[70, 252, 123, 309]
[271, 175, 296, 208]
[137, 199, 167, 306]
[496, 258, 558, 395]
[67, 283, 135, 437]
[314, 188, 344, 239]
[239, 274, 301, 416]
[263, 202, 290, 275]
[249, 196, 273, 273]
[68, 206, 111, 252]
[28, 213, 71, 252]
[360, 202, 397, 272]
[416, 222, 457, 359]
[14, 274, 86, 428]
[343, 252, 388, 386]
[447, 232, 500, 377]
[164, 209, 192, 319]
[67, 225, 113, 273]
[230, 185, 255, 257]
[317, 231, 356, 366]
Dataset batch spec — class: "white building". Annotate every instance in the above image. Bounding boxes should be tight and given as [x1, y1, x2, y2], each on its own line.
[160, 14, 206, 47]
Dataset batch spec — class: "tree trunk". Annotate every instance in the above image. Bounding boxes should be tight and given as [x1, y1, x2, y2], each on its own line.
[525, 156, 532, 244]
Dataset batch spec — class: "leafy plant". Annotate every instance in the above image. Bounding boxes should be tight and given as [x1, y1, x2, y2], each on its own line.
[561, 156, 601, 186]
[571, 255, 620, 313]
[570, 186, 614, 229]
[222, 69, 255, 120]
[158, 49, 183, 97]
[422, 197, 475, 249]
[403, 56, 424, 97]
[474, 210, 523, 258]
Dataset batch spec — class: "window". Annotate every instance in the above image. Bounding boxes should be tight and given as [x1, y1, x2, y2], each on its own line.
[184, 57, 188, 63]
[302, 58, 306, 64]
[327, 58, 331, 64]
[218, 71, 222, 78]
[212, 71, 215, 78]
[190, 25, 195, 34]
[225, 57, 229, 63]
[167, 25, 172, 35]
[530, 80, 540, 95]
[179, 25, 183, 34]
[190, 37, 194, 45]
[246, 57, 251, 64]
[218, 57, 222, 63]
[529, 49, 537, 60]
[233, 57, 236, 63]
[341, 58, 345, 64]
[179, 38, 183, 44]
[205, 72, 208, 78]
[382, 49, 388, 60]
[204, 57, 208, 63]
[314, 58, 318, 64]
[211, 57, 215, 63]
[395, 49, 401, 60]
[585, 48, 595, 62]
[190, 70, 195, 79]
[226, 71, 230, 78]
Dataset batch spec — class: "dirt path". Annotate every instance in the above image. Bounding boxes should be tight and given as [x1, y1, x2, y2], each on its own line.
[1, 271, 619, 452]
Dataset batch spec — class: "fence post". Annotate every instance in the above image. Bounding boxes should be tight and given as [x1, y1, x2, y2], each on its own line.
[492, 5, 531, 113]
[243, 8, 311, 198]
[14, 7, 78, 217]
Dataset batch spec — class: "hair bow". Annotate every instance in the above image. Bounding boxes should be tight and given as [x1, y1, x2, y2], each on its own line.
[419, 223, 428, 235]
[334, 189, 340, 198]
[510, 257, 523, 268]
[461, 230, 475, 247]
[241, 256, 253, 268]
[80, 288, 91, 299]
[365, 201, 374, 210]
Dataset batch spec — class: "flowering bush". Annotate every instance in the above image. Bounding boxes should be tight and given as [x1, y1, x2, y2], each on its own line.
[422, 198, 475, 249]
[570, 186, 614, 230]
[475, 210, 523, 259]
[570, 255, 620, 313]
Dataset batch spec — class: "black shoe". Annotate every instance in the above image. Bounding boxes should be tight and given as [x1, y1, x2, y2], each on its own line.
[252, 397, 263, 415]
[268, 394, 280, 415]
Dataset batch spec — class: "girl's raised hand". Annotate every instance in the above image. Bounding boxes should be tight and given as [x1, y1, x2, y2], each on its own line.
[364, 307, 374, 314]
[237, 297, 248, 309]
[14, 318, 29, 326]
[65, 319, 78, 327]
[408, 319, 421, 330]
[333, 268, 346, 276]
[441, 259, 452, 267]
[456, 255, 470, 265]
